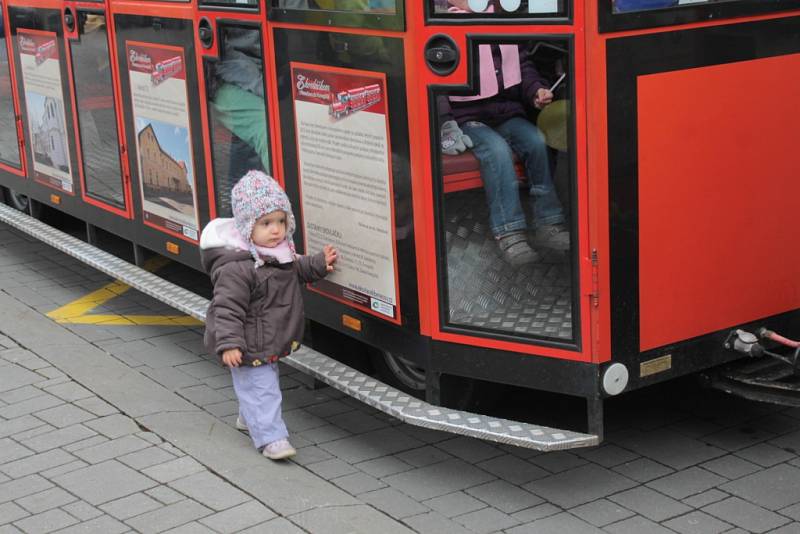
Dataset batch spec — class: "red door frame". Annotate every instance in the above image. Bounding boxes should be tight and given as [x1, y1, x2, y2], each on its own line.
[0, 0, 27, 178]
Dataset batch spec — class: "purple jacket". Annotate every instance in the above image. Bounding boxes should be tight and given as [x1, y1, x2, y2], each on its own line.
[438, 44, 548, 127]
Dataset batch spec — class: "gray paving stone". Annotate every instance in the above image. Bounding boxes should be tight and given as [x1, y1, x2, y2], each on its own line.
[39, 460, 88, 479]
[304, 399, 353, 419]
[52, 460, 157, 506]
[383, 458, 495, 501]
[177, 385, 228, 407]
[0, 393, 63, 420]
[16, 487, 76, 514]
[528, 450, 589, 473]
[0, 502, 28, 525]
[681, 488, 729, 508]
[612, 429, 727, 470]
[124, 499, 212, 534]
[35, 367, 66, 381]
[402, 511, 474, 534]
[203, 400, 238, 419]
[40, 383, 93, 403]
[612, 457, 675, 483]
[117, 446, 177, 470]
[603, 515, 676, 534]
[781, 502, 800, 521]
[0, 438, 33, 464]
[140, 367, 201, 392]
[161, 521, 216, 534]
[319, 427, 424, 464]
[12, 508, 78, 533]
[145, 486, 185, 505]
[360, 488, 429, 520]
[327, 410, 390, 434]
[99, 493, 163, 521]
[703, 497, 789, 533]
[506, 512, 604, 534]
[60, 501, 103, 521]
[435, 437, 503, 464]
[769, 522, 800, 534]
[199, 501, 276, 532]
[569, 498, 635, 527]
[700, 454, 761, 480]
[0, 385, 42, 405]
[662, 510, 732, 534]
[175, 362, 226, 380]
[72, 435, 151, 464]
[524, 464, 637, 509]
[292, 503, 415, 534]
[72, 397, 117, 418]
[394, 445, 452, 468]
[0, 364, 43, 393]
[466, 479, 542, 514]
[290, 445, 333, 466]
[63, 436, 109, 453]
[424, 491, 486, 518]
[141, 456, 205, 484]
[356, 456, 412, 478]
[19, 424, 97, 453]
[720, 464, 800, 510]
[305, 458, 358, 479]
[474, 453, 549, 486]
[576, 444, 640, 468]
[11, 423, 55, 442]
[83, 414, 139, 439]
[0, 475, 53, 504]
[609, 485, 692, 522]
[297, 424, 352, 445]
[0, 415, 45, 439]
[455, 506, 519, 533]
[238, 517, 306, 534]
[646, 466, 728, 500]
[735, 442, 797, 467]
[34, 404, 95, 429]
[53, 514, 129, 534]
[332, 471, 387, 495]
[169, 471, 250, 511]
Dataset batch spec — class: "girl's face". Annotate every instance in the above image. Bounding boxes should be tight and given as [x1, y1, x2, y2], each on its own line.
[251, 210, 287, 248]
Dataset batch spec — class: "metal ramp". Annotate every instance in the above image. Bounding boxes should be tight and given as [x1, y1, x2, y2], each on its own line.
[0, 202, 598, 450]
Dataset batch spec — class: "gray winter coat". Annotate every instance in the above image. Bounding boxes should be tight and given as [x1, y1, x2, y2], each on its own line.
[202, 246, 328, 367]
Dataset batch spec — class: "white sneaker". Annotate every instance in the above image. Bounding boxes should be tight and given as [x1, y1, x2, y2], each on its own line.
[235, 416, 248, 432]
[262, 438, 296, 460]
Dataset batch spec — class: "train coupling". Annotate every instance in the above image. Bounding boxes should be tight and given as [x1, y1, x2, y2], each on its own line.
[724, 329, 763, 357]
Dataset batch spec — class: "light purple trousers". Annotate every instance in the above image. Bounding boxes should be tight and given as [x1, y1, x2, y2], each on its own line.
[230, 362, 288, 449]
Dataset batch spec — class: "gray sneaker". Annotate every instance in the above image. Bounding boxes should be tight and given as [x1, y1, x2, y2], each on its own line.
[496, 231, 540, 267]
[532, 224, 570, 251]
[235, 416, 248, 432]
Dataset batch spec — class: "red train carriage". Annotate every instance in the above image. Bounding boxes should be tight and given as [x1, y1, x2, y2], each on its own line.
[0, 0, 798, 450]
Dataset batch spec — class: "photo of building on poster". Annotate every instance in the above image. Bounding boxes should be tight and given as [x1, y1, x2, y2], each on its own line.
[17, 30, 73, 192]
[126, 42, 199, 242]
[291, 62, 400, 323]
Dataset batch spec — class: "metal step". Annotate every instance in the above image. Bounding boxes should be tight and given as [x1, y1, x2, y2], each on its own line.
[0, 203, 598, 450]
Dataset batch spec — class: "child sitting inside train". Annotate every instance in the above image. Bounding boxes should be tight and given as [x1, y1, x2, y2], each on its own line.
[438, 15, 569, 266]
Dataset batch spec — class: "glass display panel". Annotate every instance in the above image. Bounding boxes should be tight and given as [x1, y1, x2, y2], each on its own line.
[206, 25, 269, 217]
[0, 3, 22, 168]
[435, 39, 575, 341]
[199, 0, 258, 7]
[431, 0, 566, 18]
[272, 0, 396, 14]
[613, 0, 732, 13]
[70, 13, 125, 207]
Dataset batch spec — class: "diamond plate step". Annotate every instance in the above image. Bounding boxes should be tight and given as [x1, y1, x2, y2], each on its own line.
[0, 203, 598, 450]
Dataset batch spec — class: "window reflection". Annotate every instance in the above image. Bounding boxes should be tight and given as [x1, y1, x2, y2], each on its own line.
[436, 39, 574, 340]
[70, 13, 125, 207]
[613, 0, 733, 13]
[275, 0, 396, 14]
[0, 3, 21, 168]
[207, 26, 269, 217]
[432, 0, 564, 16]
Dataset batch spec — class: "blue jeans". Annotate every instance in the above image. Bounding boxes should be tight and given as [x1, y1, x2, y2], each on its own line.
[461, 117, 564, 237]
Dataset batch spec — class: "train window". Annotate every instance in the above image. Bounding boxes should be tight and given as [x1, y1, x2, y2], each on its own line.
[430, 0, 566, 18]
[435, 39, 576, 342]
[69, 13, 125, 208]
[205, 25, 270, 217]
[272, 0, 396, 13]
[199, 0, 259, 7]
[0, 2, 21, 168]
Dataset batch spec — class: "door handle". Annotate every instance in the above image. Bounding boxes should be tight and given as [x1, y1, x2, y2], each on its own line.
[424, 35, 459, 76]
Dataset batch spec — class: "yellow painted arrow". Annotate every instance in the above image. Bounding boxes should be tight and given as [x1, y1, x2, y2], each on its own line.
[47, 256, 203, 327]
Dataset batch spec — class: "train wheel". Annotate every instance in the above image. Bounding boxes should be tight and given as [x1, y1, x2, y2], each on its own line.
[370, 348, 426, 398]
[2, 187, 31, 213]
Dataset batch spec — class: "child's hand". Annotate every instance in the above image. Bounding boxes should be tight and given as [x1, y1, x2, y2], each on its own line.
[534, 88, 554, 109]
[222, 348, 242, 367]
[324, 245, 338, 272]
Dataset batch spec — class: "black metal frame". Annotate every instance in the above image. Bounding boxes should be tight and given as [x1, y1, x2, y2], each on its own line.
[268, 1, 405, 32]
[428, 34, 582, 351]
[424, 0, 571, 26]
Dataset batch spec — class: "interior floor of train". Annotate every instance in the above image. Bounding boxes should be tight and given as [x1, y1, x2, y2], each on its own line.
[444, 188, 573, 341]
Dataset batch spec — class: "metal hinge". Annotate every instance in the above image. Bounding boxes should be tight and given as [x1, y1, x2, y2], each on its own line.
[590, 249, 599, 308]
